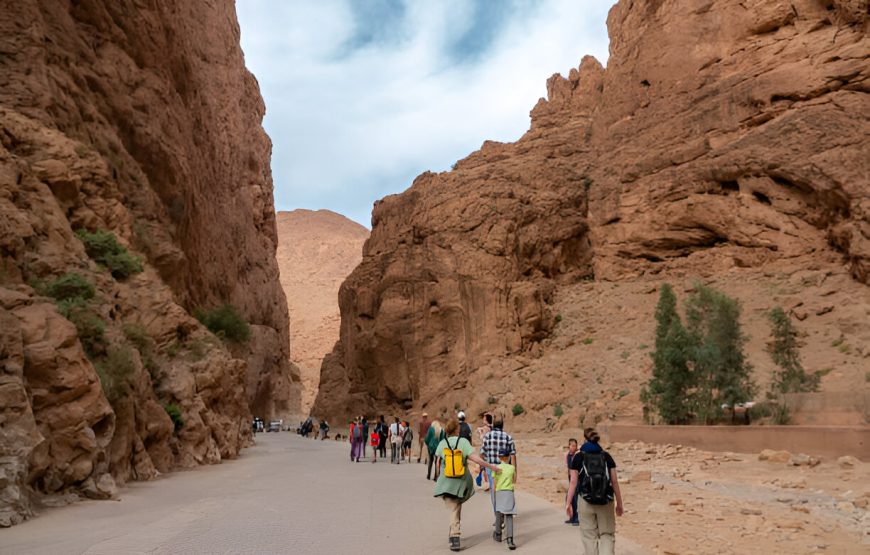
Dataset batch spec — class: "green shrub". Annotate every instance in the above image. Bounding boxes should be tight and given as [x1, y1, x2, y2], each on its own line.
[553, 404, 564, 418]
[554, 314, 562, 324]
[195, 303, 251, 342]
[164, 403, 184, 432]
[76, 229, 143, 279]
[122, 323, 153, 352]
[45, 273, 95, 302]
[95, 345, 135, 402]
[512, 403, 524, 417]
[582, 337, 594, 345]
[618, 389, 630, 398]
[60, 301, 105, 357]
[486, 395, 498, 405]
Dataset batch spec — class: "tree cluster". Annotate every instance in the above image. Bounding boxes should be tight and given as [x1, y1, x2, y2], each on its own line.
[642, 283, 755, 424]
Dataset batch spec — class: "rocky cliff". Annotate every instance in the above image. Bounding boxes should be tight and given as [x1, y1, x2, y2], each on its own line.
[0, 0, 297, 526]
[312, 0, 868, 422]
[276, 210, 368, 413]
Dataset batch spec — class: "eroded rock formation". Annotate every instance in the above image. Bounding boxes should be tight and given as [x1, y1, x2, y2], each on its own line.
[0, 0, 297, 526]
[313, 0, 869, 422]
[276, 210, 368, 413]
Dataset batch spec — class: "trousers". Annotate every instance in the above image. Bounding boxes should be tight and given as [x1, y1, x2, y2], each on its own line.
[578, 499, 616, 555]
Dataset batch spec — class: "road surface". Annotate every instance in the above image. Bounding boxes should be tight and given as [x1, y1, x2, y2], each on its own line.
[2, 433, 650, 554]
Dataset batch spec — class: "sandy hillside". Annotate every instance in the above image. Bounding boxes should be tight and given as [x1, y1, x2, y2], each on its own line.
[421, 257, 870, 431]
[276, 210, 368, 412]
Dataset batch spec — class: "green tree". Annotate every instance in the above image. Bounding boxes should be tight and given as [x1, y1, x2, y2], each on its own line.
[684, 284, 755, 423]
[645, 284, 694, 424]
[767, 307, 819, 394]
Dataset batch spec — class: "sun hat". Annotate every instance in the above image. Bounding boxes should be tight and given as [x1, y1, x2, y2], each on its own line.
[457, 411, 466, 420]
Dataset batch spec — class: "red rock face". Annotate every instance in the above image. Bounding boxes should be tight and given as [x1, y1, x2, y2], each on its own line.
[312, 0, 868, 422]
[0, 1, 297, 525]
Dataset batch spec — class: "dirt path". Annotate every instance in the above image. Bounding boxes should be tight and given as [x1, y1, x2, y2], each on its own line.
[2, 434, 649, 554]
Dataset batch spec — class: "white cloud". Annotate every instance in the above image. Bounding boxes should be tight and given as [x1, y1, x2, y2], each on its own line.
[237, 0, 614, 227]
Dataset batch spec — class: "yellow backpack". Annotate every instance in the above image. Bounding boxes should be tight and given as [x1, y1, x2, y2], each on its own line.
[443, 437, 465, 478]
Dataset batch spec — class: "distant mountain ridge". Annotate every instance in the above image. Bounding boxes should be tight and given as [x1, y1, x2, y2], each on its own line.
[276, 209, 369, 413]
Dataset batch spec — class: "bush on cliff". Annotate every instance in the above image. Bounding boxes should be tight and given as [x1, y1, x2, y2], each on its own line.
[44, 272, 95, 302]
[59, 300, 106, 358]
[195, 303, 251, 342]
[95, 344, 135, 402]
[76, 229, 143, 279]
[164, 403, 184, 432]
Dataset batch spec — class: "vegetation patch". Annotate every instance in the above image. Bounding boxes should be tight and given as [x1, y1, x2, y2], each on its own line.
[60, 301, 106, 357]
[44, 272, 95, 302]
[164, 403, 184, 432]
[195, 303, 251, 342]
[642, 283, 755, 425]
[76, 229, 143, 279]
[512, 403, 525, 417]
[553, 404, 564, 418]
[95, 344, 136, 402]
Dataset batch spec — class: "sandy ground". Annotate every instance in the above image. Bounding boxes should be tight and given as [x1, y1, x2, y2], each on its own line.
[516, 431, 870, 554]
[2, 434, 649, 555]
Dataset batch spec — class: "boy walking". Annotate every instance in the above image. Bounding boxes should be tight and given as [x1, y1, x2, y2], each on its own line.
[494, 446, 517, 550]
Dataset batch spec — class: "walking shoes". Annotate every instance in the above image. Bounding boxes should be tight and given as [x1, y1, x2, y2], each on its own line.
[449, 537, 460, 551]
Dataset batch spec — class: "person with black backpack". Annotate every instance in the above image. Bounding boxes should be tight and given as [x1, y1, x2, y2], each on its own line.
[565, 428, 623, 555]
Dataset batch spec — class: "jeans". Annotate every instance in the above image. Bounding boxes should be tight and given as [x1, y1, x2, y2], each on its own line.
[569, 483, 579, 523]
[390, 441, 401, 463]
[485, 468, 496, 523]
[378, 436, 387, 457]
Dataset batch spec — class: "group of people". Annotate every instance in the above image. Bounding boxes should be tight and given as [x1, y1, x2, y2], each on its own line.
[343, 409, 623, 554]
[347, 415, 417, 463]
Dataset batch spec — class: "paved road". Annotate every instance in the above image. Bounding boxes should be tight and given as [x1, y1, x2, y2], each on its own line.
[2, 434, 650, 554]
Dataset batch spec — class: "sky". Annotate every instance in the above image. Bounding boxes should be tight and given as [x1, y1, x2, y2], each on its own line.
[236, 1, 615, 228]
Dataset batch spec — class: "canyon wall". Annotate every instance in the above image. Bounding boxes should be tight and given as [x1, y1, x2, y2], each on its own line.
[0, 0, 297, 526]
[312, 0, 868, 422]
[276, 209, 368, 413]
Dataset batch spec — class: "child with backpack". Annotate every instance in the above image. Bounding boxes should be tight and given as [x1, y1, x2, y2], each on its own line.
[565, 428, 624, 555]
[494, 446, 517, 550]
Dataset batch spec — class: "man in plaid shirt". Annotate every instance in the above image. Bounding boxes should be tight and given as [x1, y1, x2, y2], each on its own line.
[480, 417, 516, 528]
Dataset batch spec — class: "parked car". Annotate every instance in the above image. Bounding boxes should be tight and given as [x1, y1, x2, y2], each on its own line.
[267, 419, 283, 432]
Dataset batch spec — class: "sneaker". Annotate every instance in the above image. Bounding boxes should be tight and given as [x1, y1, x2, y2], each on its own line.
[492, 530, 502, 542]
[449, 537, 460, 552]
[507, 537, 516, 550]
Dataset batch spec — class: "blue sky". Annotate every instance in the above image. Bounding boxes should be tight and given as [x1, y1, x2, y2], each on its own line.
[237, 1, 614, 227]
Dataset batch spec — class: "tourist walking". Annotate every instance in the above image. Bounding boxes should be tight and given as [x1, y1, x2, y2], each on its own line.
[417, 412, 431, 463]
[319, 419, 329, 440]
[425, 419, 445, 480]
[389, 417, 403, 464]
[376, 415, 388, 458]
[402, 420, 414, 461]
[565, 428, 624, 555]
[480, 416, 516, 527]
[475, 413, 493, 489]
[370, 425, 380, 463]
[457, 411, 472, 443]
[349, 418, 363, 462]
[565, 438, 580, 525]
[493, 446, 518, 550]
[433, 418, 500, 552]
[361, 416, 369, 458]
